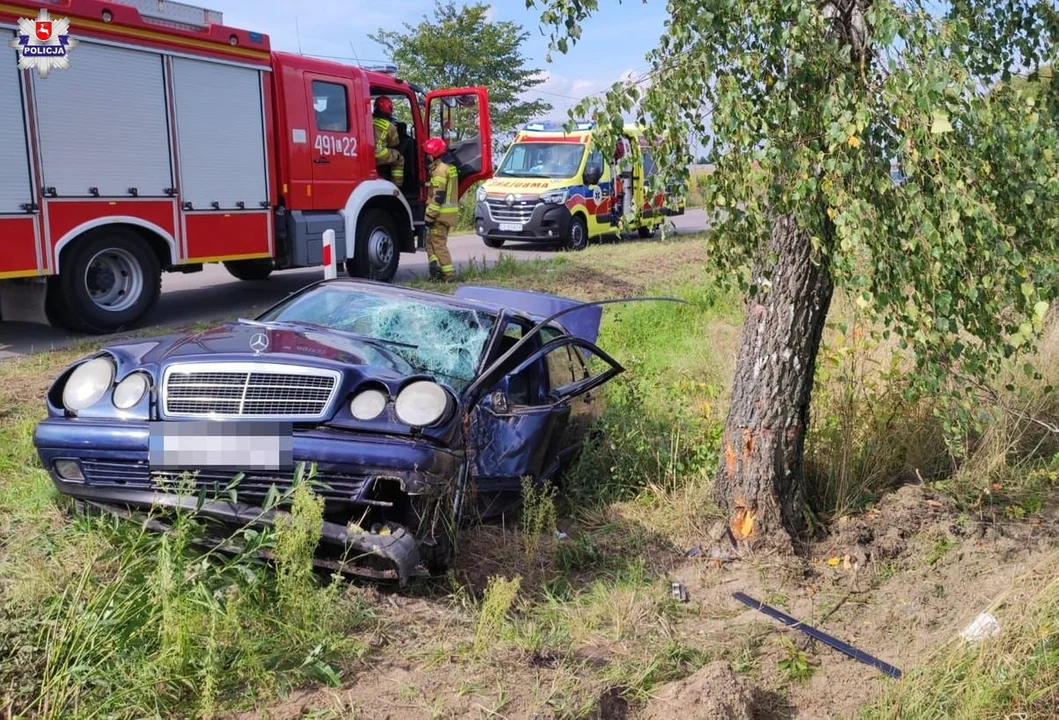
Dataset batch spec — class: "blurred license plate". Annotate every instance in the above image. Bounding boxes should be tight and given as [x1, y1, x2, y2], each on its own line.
[148, 421, 293, 471]
[498, 222, 522, 232]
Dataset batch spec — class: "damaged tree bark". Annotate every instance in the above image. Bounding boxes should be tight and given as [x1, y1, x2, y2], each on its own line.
[714, 214, 834, 551]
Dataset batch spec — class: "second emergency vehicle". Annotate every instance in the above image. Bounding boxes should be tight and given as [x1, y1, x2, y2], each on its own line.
[473, 122, 683, 251]
[0, 0, 492, 334]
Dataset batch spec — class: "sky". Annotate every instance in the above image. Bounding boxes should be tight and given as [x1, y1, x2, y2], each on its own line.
[200, 0, 670, 121]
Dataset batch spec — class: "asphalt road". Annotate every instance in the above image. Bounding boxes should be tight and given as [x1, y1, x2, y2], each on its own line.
[0, 210, 707, 360]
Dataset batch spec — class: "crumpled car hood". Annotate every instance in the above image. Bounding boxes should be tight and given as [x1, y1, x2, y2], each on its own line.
[137, 321, 414, 375]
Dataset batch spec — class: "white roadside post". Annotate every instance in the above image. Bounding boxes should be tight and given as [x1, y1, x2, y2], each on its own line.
[322, 229, 337, 280]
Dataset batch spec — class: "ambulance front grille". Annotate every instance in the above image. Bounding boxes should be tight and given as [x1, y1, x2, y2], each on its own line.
[486, 198, 537, 224]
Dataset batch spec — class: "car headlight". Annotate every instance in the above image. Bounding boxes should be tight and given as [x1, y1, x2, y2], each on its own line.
[394, 381, 452, 427]
[476, 186, 487, 202]
[540, 189, 568, 205]
[350, 388, 388, 420]
[62, 356, 115, 413]
[113, 372, 150, 410]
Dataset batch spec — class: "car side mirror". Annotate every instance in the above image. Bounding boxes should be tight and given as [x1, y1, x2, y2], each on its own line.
[583, 165, 602, 186]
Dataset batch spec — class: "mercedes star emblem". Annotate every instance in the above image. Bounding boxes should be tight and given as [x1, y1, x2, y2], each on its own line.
[505, 193, 515, 207]
[249, 333, 269, 354]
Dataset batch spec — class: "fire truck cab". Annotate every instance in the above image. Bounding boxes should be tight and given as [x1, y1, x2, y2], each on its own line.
[0, 0, 492, 334]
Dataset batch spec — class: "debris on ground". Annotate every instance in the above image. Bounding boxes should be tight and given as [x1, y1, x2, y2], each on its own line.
[733, 592, 902, 679]
[641, 661, 760, 720]
[670, 581, 688, 602]
[960, 611, 1001, 642]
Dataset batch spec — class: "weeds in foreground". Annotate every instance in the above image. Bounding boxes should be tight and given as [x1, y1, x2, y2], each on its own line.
[520, 476, 558, 562]
[474, 575, 521, 655]
[8, 465, 371, 719]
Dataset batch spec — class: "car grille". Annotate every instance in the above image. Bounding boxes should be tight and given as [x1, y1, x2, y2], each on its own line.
[79, 458, 372, 505]
[162, 362, 340, 419]
[485, 198, 537, 224]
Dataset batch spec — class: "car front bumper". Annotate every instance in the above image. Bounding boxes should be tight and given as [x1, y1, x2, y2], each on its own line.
[34, 418, 464, 584]
[474, 200, 573, 242]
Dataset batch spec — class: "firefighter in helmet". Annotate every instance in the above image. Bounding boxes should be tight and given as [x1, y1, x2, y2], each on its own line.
[372, 96, 404, 186]
[423, 136, 459, 281]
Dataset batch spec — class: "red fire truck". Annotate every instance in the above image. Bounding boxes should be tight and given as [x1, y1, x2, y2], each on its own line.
[0, 0, 492, 334]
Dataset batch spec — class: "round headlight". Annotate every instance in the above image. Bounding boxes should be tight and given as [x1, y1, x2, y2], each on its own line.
[113, 372, 149, 410]
[476, 186, 487, 202]
[394, 381, 451, 427]
[350, 388, 387, 420]
[62, 356, 115, 412]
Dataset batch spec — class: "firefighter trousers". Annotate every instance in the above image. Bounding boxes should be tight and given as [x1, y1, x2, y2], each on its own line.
[377, 148, 405, 185]
[426, 215, 456, 280]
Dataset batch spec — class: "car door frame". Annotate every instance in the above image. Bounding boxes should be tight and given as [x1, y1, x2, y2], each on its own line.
[505, 335, 624, 406]
[423, 86, 493, 197]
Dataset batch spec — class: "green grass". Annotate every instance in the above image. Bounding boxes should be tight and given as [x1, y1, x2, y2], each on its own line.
[863, 552, 1059, 720]
[2, 234, 1058, 717]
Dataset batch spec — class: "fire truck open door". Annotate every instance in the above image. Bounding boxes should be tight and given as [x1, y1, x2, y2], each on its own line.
[424, 87, 492, 197]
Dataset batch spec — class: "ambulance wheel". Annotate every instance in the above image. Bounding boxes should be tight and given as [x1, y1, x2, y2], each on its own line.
[564, 216, 588, 252]
[483, 237, 506, 249]
[638, 225, 657, 239]
[49, 230, 161, 335]
[349, 209, 399, 282]
[223, 258, 274, 281]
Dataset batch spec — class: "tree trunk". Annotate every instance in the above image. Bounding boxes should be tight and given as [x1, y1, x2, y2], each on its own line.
[714, 214, 834, 551]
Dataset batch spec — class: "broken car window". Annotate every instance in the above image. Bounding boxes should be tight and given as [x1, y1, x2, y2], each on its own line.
[257, 286, 496, 390]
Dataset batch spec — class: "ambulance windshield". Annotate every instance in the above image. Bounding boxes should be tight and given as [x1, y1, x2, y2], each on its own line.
[496, 142, 586, 179]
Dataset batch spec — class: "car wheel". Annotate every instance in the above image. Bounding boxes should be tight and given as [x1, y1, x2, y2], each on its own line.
[51, 229, 161, 334]
[483, 236, 506, 249]
[223, 258, 274, 281]
[564, 215, 588, 251]
[638, 225, 656, 239]
[349, 209, 400, 282]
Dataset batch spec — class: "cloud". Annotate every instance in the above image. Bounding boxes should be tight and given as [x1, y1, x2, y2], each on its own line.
[482, 4, 496, 21]
[523, 69, 641, 118]
[522, 69, 645, 124]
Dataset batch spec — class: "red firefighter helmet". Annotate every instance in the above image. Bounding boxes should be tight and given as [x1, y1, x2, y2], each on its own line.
[423, 137, 447, 157]
[374, 95, 393, 115]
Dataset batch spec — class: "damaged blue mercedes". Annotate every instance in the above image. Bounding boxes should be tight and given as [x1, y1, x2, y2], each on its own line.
[32, 280, 625, 584]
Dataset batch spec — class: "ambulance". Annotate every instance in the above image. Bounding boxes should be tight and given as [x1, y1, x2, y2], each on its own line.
[473, 122, 683, 251]
[0, 0, 492, 334]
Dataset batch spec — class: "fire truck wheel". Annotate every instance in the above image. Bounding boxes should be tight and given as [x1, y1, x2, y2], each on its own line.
[51, 230, 162, 334]
[223, 258, 275, 281]
[482, 237, 505, 249]
[349, 209, 399, 282]
[564, 215, 589, 252]
[638, 225, 657, 239]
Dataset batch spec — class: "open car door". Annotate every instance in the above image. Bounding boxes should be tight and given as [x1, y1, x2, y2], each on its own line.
[425, 87, 492, 197]
[467, 330, 624, 509]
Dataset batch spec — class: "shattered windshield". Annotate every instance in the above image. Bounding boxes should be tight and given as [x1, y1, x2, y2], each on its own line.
[256, 286, 496, 389]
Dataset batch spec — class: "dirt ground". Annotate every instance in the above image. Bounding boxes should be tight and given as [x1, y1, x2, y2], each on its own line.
[221, 481, 1059, 719]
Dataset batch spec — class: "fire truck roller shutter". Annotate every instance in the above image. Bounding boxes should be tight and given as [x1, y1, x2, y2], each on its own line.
[33, 41, 172, 334]
[170, 57, 267, 212]
[0, 31, 33, 216]
[32, 42, 173, 200]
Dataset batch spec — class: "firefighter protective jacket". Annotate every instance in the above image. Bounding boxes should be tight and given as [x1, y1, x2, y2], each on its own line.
[425, 156, 459, 223]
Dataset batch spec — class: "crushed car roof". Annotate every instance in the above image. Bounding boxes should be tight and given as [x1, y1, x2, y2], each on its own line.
[453, 286, 603, 345]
